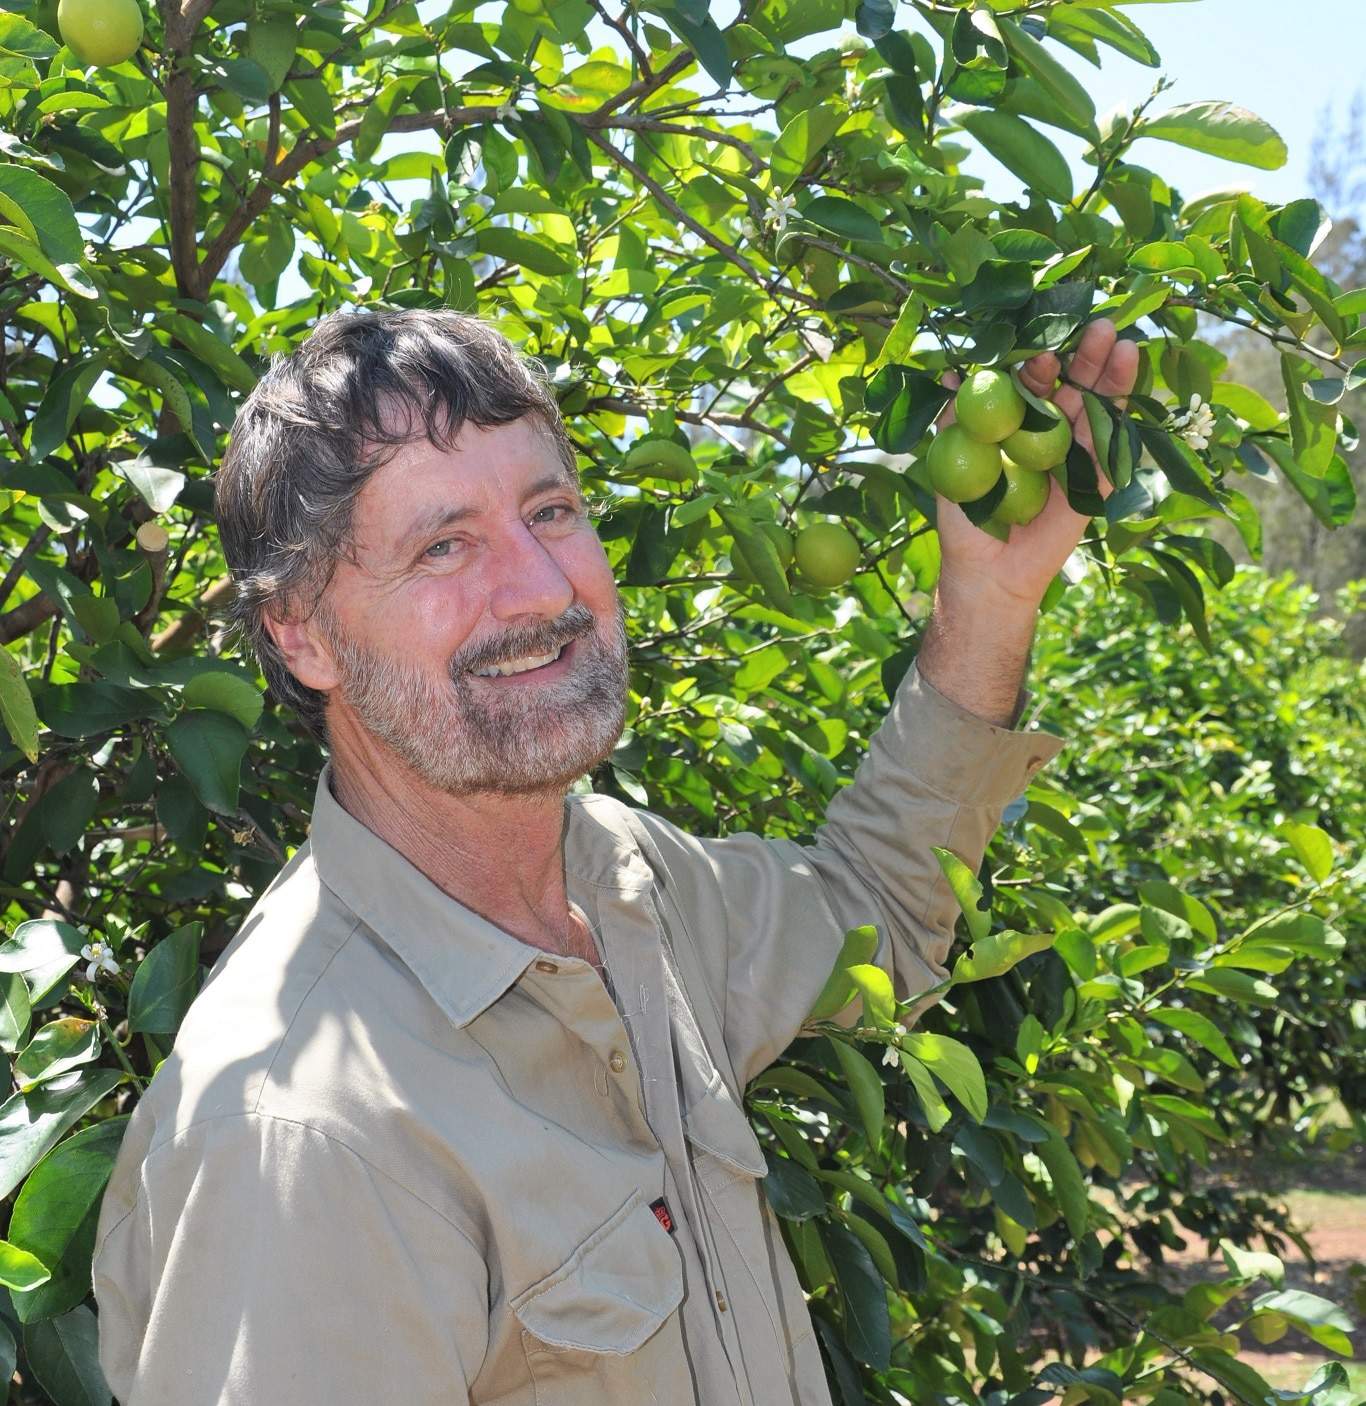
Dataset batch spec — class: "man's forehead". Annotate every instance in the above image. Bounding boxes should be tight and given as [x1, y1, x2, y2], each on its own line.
[356, 418, 575, 549]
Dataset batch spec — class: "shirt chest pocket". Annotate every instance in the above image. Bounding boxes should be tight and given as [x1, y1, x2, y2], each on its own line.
[511, 1188, 689, 1405]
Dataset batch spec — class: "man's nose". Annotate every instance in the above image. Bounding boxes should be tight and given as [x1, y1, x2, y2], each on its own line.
[487, 520, 575, 623]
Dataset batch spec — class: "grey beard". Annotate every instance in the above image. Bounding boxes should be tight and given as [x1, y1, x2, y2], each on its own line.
[318, 599, 630, 798]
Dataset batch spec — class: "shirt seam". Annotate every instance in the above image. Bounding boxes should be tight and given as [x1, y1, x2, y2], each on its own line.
[94, 1108, 486, 1265]
[250, 915, 364, 1116]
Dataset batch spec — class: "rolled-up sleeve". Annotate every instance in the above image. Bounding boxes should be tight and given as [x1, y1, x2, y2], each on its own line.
[92, 1113, 489, 1405]
[629, 657, 1066, 1088]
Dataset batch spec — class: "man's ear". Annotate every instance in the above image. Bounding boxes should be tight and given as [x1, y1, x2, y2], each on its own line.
[262, 600, 341, 693]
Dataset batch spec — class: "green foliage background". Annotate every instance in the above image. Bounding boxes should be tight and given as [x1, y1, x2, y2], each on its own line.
[0, 0, 1361, 1400]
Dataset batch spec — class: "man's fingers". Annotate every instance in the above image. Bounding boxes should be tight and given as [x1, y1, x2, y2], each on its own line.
[1065, 318, 1119, 391]
[1094, 335, 1141, 401]
[936, 372, 961, 430]
[1019, 351, 1059, 397]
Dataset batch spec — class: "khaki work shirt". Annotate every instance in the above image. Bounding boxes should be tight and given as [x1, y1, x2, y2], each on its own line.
[93, 659, 1064, 1405]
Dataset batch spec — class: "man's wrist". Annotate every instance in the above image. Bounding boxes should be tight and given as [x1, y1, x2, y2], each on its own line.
[917, 573, 1042, 728]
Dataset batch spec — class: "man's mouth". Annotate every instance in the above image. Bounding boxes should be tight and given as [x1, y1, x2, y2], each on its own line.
[470, 639, 574, 679]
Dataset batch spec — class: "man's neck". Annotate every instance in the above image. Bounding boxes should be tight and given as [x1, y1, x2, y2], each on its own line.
[326, 745, 577, 956]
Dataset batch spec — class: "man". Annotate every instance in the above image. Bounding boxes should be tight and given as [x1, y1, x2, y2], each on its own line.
[93, 307, 1137, 1404]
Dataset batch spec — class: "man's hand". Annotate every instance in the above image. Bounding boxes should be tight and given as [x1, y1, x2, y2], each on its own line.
[914, 319, 1141, 726]
[935, 318, 1141, 611]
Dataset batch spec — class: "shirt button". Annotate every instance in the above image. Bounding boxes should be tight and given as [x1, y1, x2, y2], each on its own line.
[608, 1050, 627, 1074]
[715, 1290, 728, 1313]
[533, 959, 558, 974]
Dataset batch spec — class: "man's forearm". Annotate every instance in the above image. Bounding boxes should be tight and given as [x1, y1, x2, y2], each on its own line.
[915, 575, 1043, 728]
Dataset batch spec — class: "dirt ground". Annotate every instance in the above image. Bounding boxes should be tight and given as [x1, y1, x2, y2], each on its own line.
[1110, 1140, 1366, 1395]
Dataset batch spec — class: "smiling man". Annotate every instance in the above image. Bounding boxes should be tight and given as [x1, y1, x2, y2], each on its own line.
[93, 307, 1136, 1405]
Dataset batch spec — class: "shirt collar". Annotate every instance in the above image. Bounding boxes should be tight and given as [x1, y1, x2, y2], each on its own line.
[306, 760, 652, 1029]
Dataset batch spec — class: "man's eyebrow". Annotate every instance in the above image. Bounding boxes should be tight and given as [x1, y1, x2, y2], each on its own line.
[399, 472, 579, 546]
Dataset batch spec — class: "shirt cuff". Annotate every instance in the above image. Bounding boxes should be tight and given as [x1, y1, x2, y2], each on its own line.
[888, 657, 1067, 808]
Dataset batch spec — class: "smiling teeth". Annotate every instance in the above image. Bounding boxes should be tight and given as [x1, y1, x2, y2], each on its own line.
[473, 646, 564, 678]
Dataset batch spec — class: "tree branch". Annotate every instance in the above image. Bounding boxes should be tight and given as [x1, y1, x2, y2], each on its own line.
[0, 593, 59, 646]
[583, 128, 817, 309]
[198, 105, 497, 288]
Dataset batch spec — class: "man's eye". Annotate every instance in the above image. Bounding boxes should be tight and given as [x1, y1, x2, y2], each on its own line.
[533, 503, 577, 524]
[425, 539, 454, 558]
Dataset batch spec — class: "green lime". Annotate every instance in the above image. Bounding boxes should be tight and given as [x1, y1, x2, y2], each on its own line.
[954, 369, 1026, 443]
[927, 424, 1002, 502]
[58, 0, 142, 65]
[1002, 402, 1073, 471]
[994, 455, 1052, 526]
[794, 522, 860, 589]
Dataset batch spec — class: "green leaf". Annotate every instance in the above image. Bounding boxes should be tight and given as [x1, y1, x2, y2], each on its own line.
[957, 110, 1073, 203]
[0, 165, 84, 268]
[902, 1031, 987, 1122]
[0, 647, 40, 762]
[23, 1305, 111, 1406]
[128, 923, 203, 1036]
[808, 925, 881, 1022]
[14, 1019, 101, 1092]
[760, 1150, 825, 1220]
[0, 226, 98, 299]
[1276, 821, 1333, 881]
[40, 768, 99, 855]
[845, 963, 896, 1026]
[31, 358, 107, 461]
[1034, 1128, 1089, 1240]
[831, 1039, 886, 1148]
[820, 1220, 891, 1370]
[182, 671, 264, 733]
[950, 928, 1056, 984]
[0, 1068, 125, 1201]
[161, 312, 257, 395]
[800, 195, 883, 244]
[115, 456, 187, 514]
[771, 106, 842, 190]
[9, 1118, 127, 1323]
[1137, 101, 1287, 170]
[998, 19, 1098, 142]
[37, 681, 160, 738]
[1280, 354, 1336, 477]
[1261, 439, 1357, 527]
[717, 503, 798, 616]
[245, 15, 296, 91]
[932, 846, 990, 942]
[164, 709, 249, 814]
[0, 971, 32, 1054]
[1149, 1007, 1240, 1070]
[0, 1241, 50, 1291]
[0, 12, 59, 59]
[896, 1051, 952, 1132]
[0, 919, 85, 975]
[1250, 1289, 1355, 1355]
[868, 296, 923, 375]
[662, 10, 731, 89]
[475, 225, 573, 276]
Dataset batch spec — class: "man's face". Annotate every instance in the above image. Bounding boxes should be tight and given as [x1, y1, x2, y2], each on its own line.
[308, 416, 629, 797]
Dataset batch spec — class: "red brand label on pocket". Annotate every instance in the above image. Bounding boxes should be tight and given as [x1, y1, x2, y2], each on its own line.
[650, 1197, 675, 1234]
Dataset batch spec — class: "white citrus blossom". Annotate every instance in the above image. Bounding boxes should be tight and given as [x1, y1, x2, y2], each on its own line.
[764, 191, 797, 234]
[881, 1022, 909, 1067]
[739, 217, 759, 243]
[495, 99, 515, 122]
[81, 941, 120, 983]
[1170, 393, 1216, 452]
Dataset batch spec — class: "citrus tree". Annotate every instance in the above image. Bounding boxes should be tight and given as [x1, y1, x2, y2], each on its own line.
[0, 0, 1361, 1400]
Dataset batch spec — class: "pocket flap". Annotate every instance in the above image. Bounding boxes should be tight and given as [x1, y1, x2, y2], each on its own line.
[682, 1071, 768, 1178]
[511, 1190, 683, 1355]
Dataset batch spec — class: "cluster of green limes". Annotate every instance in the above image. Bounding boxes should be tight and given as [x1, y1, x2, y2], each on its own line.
[926, 369, 1073, 531]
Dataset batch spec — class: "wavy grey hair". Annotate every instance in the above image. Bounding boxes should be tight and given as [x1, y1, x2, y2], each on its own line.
[214, 307, 578, 743]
